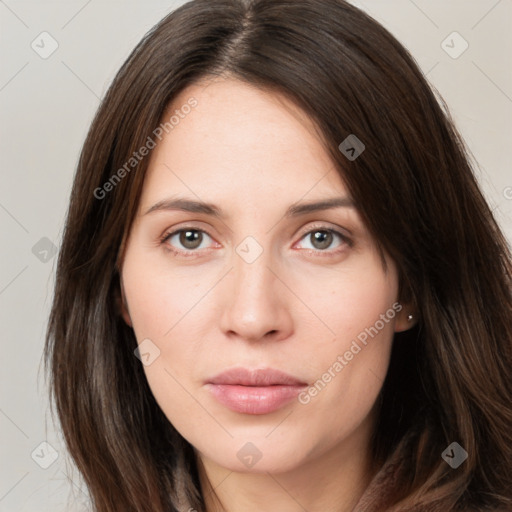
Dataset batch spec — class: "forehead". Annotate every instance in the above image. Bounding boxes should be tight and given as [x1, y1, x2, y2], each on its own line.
[141, 77, 348, 207]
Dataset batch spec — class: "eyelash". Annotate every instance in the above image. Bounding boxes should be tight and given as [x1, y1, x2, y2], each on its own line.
[159, 225, 352, 258]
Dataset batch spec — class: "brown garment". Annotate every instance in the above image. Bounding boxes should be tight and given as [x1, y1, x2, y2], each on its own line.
[352, 438, 407, 511]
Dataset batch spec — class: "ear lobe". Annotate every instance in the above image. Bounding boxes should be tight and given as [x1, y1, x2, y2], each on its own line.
[394, 307, 418, 333]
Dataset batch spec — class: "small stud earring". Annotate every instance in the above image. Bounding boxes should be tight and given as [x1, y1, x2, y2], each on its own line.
[407, 314, 414, 322]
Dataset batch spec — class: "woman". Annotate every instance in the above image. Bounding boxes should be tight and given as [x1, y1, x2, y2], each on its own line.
[44, 0, 512, 510]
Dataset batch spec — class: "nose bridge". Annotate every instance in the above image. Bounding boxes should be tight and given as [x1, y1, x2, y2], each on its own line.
[219, 234, 291, 341]
[232, 238, 276, 306]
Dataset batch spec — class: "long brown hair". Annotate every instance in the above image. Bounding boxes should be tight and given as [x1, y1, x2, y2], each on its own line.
[44, 0, 512, 510]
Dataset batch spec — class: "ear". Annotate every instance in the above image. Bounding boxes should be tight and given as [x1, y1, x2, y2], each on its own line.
[394, 303, 418, 333]
[117, 278, 133, 328]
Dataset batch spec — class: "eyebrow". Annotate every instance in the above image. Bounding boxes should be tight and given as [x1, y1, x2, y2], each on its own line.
[143, 196, 355, 218]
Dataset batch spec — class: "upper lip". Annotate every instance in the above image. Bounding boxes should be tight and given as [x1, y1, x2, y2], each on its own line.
[206, 367, 307, 386]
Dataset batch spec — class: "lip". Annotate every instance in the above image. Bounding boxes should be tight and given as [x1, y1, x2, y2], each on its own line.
[205, 367, 308, 415]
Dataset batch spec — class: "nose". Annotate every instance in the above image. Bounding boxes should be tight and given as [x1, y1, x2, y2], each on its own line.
[219, 247, 294, 343]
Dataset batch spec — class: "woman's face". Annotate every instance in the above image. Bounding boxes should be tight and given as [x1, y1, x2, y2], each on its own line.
[120, 77, 410, 475]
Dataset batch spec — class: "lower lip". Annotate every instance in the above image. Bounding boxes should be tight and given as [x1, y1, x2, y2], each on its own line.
[205, 384, 306, 415]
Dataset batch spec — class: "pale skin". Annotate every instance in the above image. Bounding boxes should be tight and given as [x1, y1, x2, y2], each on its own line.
[119, 76, 415, 512]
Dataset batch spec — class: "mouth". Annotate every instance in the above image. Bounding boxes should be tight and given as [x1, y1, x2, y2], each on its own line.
[204, 367, 308, 415]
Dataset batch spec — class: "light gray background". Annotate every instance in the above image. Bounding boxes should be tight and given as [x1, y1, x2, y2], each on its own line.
[1, 1, 511, 510]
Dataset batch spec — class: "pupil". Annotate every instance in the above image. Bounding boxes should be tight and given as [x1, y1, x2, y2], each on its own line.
[180, 230, 202, 249]
[312, 231, 332, 250]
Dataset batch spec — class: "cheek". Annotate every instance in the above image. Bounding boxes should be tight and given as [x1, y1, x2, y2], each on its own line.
[122, 250, 203, 340]
[121, 248, 211, 417]
[294, 255, 399, 350]
[292, 257, 399, 436]
[121, 264, 206, 434]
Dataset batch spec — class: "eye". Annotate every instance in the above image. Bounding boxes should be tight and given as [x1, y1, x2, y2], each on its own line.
[160, 226, 351, 257]
[295, 227, 350, 254]
[161, 228, 215, 254]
